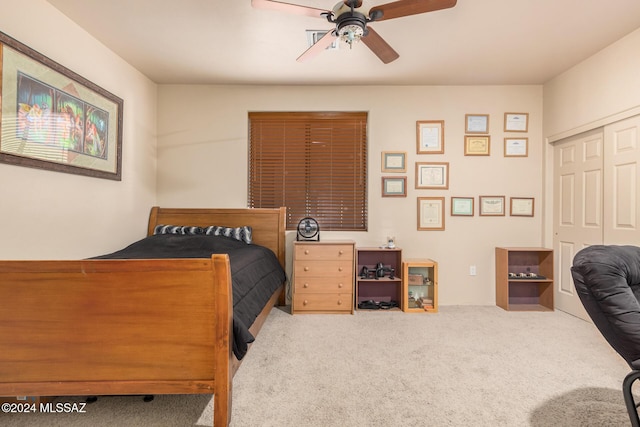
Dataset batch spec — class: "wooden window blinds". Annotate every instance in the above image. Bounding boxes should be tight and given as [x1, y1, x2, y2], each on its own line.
[248, 111, 368, 231]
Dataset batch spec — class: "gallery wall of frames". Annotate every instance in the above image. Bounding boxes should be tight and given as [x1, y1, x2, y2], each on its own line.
[381, 113, 532, 231]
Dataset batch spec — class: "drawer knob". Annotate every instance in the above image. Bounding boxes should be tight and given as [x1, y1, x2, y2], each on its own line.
[337, 300, 342, 305]
[338, 267, 343, 272]
[304, 283, 309, 288]
[304, 250, 310, 255]
[304, 266, 310, 272]
[339, 250, 344, 255]
[303, 300, 308, 305]
[338, 283, 343, 288]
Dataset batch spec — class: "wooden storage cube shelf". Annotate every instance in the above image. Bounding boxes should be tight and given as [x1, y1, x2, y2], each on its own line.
[495, 247, 554, 311]
[402, 259, 438, 313]
[355, 247, 402, 310]
[507, 281, 552, 310]
[357, 281, 401, 303]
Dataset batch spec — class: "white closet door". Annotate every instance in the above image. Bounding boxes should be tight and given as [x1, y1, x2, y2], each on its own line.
[603, 115, 640, 244]
[553, 128, 604, 320]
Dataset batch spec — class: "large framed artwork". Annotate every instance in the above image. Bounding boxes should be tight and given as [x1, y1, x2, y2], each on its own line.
[0, 31, 123, 180]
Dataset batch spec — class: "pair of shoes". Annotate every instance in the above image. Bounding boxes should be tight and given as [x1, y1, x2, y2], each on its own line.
[379, 300, 398, 309]
[358, 300, 380, 310]
[357, 300, 399, 310]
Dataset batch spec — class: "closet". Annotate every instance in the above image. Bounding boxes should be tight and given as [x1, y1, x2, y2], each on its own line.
[553, 115, 640, 319]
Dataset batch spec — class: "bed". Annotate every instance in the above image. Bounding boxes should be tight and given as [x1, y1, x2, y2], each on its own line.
[0, 206, 287, 427]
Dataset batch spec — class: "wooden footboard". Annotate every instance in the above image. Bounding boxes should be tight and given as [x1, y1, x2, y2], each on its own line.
[0, 255, 233, 426]
[0, 206, 287, 426]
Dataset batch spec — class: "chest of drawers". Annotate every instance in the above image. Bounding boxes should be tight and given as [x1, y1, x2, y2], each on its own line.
[292, 241, 355, 314]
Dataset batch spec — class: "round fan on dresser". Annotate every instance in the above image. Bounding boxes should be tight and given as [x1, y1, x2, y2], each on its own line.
[296, 217, 320, 241]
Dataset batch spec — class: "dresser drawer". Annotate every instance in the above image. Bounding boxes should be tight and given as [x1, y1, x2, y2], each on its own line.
[293, 293, 352, 313]
[295, 276, 352, 294]
[294, 260, 353, 278]
[295, 244, 354, 261]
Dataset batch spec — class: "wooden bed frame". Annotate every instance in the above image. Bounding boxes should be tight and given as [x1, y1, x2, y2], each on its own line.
[0, 206, 287, 427]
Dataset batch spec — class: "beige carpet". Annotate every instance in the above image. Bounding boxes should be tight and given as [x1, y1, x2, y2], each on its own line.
[1, 306, 634, 426]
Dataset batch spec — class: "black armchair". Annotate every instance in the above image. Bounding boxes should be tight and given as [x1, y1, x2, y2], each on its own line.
[571, 245, 640, 427]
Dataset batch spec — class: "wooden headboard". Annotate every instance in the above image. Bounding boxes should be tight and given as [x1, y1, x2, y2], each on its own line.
[147, 206, 287, 269]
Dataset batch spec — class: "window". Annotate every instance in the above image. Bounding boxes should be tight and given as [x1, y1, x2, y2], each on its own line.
[248, 112, 367, 231]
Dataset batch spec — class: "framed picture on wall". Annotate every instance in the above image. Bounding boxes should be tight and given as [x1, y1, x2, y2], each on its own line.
[465, 114, 489, 134]
[415, 162, 449, 189]
[417, 197, 445, 230]
[479, 195, 506, 216]
[510, 197, 535, 216]
[382, 176, 407, 197]
[464, 136, 491, 156]
[504, 113, 529, 132]
[451, 197, 474, 216]
[0, 30, 124, 181]
[504, 138, 528, 157]
[416, 120, 444, 154]
[381, 151, 407, 172]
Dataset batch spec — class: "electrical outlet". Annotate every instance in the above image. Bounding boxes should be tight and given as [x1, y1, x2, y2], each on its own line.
[469, 265, 477, 276]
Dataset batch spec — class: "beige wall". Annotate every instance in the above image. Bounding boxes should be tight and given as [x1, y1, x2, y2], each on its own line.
[542, 27, 640, 247]
[0, 0, 158, 259]
[158, 85, 543, 305]
[543, 27, 640, 141]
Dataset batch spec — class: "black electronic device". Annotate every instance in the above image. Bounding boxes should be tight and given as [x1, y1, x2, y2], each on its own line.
[296, 217, 320, 241]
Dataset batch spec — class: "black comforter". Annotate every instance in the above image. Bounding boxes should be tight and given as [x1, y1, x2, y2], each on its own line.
[92, 234, 286, 359]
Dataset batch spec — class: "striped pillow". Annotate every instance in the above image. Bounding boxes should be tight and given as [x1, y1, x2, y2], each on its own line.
[204, 225, 252, 244]
[153, 225, 204, 235]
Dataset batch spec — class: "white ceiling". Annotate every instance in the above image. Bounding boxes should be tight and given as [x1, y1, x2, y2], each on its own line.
[46, 0, 640, 86]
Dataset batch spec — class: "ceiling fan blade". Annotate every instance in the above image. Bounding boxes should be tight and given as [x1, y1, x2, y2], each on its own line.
[369, 0, 457, 21]
[296, 31, 338, 62]
[251, 0, 330, 18]
[361, 27, 399, 64]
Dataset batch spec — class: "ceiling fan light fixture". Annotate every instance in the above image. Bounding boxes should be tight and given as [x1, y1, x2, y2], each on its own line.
[336, 12, 367, 47]
[253, 0, 458, 64]
[338, 24, 364, 46]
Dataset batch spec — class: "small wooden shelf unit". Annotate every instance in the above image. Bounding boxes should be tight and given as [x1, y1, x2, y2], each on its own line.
[495, 247, 554, 311]
[355, 247, 402, 310]
[402, 258, 438, 313]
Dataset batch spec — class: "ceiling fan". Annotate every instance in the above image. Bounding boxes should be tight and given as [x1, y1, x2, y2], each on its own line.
[251, 0, 457, 64]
